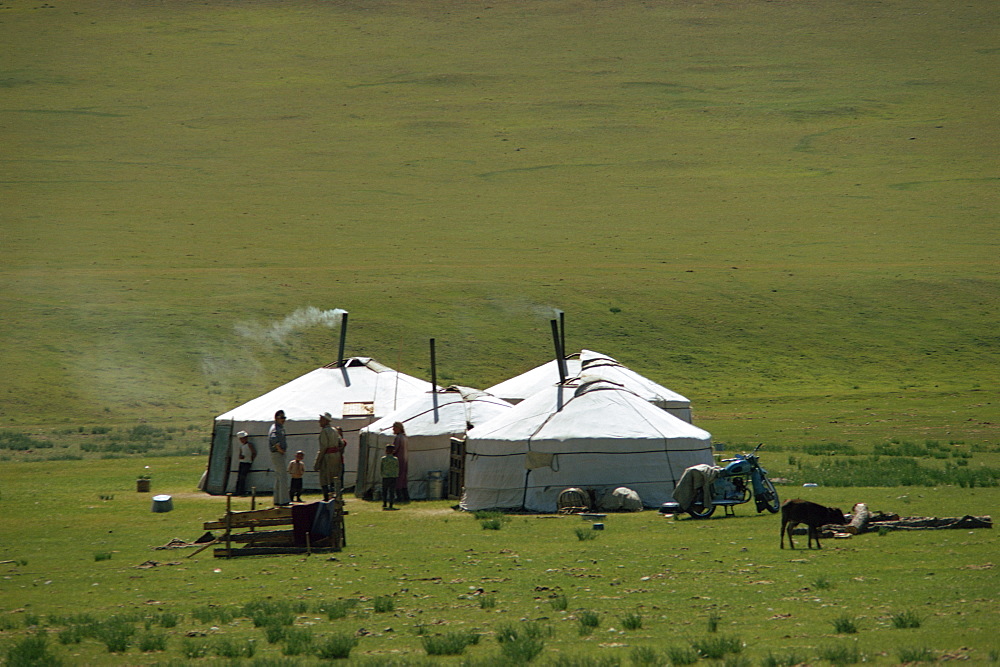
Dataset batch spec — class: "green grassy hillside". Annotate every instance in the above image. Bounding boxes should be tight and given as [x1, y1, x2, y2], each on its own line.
[1, 0, 997, 453]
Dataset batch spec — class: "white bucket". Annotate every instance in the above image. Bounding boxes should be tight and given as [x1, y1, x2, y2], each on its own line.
[151, 494, 173, 513]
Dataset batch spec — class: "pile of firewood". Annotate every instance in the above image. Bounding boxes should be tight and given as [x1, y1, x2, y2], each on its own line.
[820, 503, 992, 538]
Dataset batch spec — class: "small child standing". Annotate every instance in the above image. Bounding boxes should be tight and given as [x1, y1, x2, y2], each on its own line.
[288, 450, 305, 503]
[380, 444, 399, 510]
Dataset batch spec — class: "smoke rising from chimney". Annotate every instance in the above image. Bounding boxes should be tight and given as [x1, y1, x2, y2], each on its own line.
[235, 307, 346, 346]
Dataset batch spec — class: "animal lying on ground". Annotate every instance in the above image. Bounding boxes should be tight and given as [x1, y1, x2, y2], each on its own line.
[780, 499, 846, 549]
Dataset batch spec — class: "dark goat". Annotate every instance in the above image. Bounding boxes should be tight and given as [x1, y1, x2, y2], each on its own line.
[780, 499, 846, 549]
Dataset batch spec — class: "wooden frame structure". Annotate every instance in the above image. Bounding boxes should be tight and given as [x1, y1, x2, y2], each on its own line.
[204, 496, 345, 558]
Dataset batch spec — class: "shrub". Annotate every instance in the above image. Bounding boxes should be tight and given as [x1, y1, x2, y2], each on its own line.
[707, 611, 721, 632]
[57, 626, 84, 645]
[213, 636, 256, 658]
[479, 594, 497, 609]
[818, 643, 863, 664]
[665, 645, 699, 665]
[6, 633, 62, 667]
[550, 595, 568, 612]
[898, 647, 935, 663]
[813, 575, 834, 590]
[630, 646, 661, 667]
[832, 615, 858, 634]
[620, 610, 642, 630]
[93, 551, 112, 562]
[281, 627, 313, 656]
[481, 518, 503, 530]
[373, 596, 395, 613]
[316, 632, 359, 660]
[891, 610, 923, 629]
[191, 604, 237, 625]
[319, 599, 357, 620]
[181, 637, 210, 659]
[692, 635, 743, 659]
[499, 635, 544, 662]
[422, 631, 480, 656]
[577, 610, 600, 635]
[93, 619, 135, 653]
[137, 631, 168, 652]
[575, 527, 598, 541]
[761, 651, 807, 667]
[263, 622, 286, 644]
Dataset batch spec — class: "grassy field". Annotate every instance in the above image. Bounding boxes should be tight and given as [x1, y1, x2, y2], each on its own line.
[1, 457, 998, 665]
[1, 0, 998, 662]
[1, 0, 997, 438]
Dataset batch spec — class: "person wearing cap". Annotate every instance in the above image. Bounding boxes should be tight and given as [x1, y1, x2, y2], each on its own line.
[234, 431, 256, 496]
[380, 444, 399, 510]
[314, 412, 346, 501]
[268, 410, 290, 506]
[392, 421, 410, 503]
[288, 450, 306, 503]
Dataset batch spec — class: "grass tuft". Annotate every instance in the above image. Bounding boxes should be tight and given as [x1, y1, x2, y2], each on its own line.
[891, 609, 923, 628]
[620, 610, 642, 630]
[315, 632, 359, 659]
[665, 645, 700, 665]
[898, 646, 935, 663]
[832, 614, 859, 634]
[818, 643, 863, 665]
[692, 635, 743, 659]
[5, 633, 62, 667]
[373, 595, 396, 613]
[575, 527, 598, 541]
[422, 631, 480, 656]
[137, 631, 168, 652]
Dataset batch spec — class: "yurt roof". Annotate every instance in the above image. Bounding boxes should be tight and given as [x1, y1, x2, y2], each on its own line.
[578, 349, 690, 408]
[216, 357, 430, 421]
[362, 386, 513, 438]
[485, 355, 583, 403]
[469, 378, 710, 444]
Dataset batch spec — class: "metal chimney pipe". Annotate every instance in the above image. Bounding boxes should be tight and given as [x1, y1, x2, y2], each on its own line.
[550, 319, 567, 384]
[338, 312, 350, 386]
[337, 311, 349, 366]
[430, 338, 439, 422]
[557, 309, 566, 360]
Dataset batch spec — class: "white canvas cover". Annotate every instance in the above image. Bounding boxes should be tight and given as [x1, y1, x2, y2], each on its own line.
[485, 356, 583, 404]
[579, 349, 693, 422]
[461, 379, 713, 512]
[356, 386, 513, 500]
[207, 357, 429, 495]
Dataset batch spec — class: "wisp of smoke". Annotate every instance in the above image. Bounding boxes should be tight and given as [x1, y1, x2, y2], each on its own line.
[235, 307, 346, 346]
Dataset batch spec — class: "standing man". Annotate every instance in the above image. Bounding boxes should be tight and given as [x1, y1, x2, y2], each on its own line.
[234, 430, 256, 496]
[315, 412, 346, 501]
[268, 410, 290, 506]
[392, 421, 410, 503]
[380, 444, 399, 510]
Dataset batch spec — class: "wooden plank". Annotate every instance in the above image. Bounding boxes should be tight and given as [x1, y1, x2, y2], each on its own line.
[203, 517, 295, 530]
[214, 546, 340, 558]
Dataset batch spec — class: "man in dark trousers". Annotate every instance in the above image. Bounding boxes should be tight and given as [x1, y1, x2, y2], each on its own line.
[380, 444, 399, 510]
[234, 430, 256, 496]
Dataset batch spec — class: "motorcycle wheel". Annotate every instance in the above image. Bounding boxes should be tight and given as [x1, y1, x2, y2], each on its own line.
[687, 502, 716, 519]
[760, 477, 780, 514]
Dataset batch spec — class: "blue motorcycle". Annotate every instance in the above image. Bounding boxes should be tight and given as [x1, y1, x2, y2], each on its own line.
[661, 443, 780, 519]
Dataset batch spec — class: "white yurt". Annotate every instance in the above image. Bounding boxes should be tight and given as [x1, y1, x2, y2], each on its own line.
[460, 378, 713, 512]
[485, 355, 583, 405]
[205, 357, 429, 495]
[578, 349, 693, 422]
[355, 386, 513, 501]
